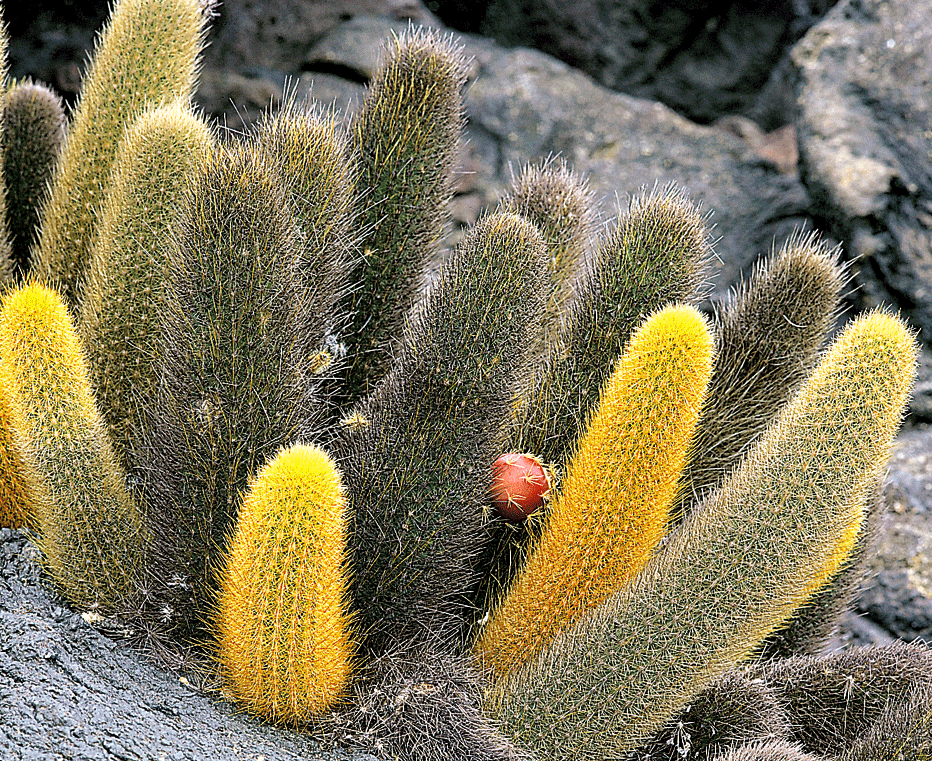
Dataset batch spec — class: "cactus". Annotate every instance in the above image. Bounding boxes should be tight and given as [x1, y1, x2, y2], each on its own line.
[676, 232, 844, 514]
[344, 648, 529, 761]
[712, 742, 826, 761]
[759, 477, 886, 659]
[753, 642, 932, 756]
[0, 282, 146, 611]
[0, 9, 926, 757]
[80, 100, 213, 465]
[1, 81, 65, 277]
[487, 310, 916, 759]
[841, 682, 932, 761]
[256, 99, 357, 382]
[0, 18, 13, 283]
[136, 144, 317, 642]
[336, 212, 548, 652]
[33, 0, 208, 306]
[335, 27, 467, 405]
[635, 672, 792, 761]
[474, 304, 714, 679]
[499, 159, 594, 341]
[216, 443, 354, 721]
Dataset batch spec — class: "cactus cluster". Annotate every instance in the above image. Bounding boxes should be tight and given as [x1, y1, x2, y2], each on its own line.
[0, 2, 930, 760]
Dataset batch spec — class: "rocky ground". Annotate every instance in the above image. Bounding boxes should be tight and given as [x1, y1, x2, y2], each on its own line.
[3, 0, 932, 757]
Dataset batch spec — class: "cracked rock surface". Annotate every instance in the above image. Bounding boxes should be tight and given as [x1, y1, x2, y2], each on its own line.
[0, 529, 378, 761]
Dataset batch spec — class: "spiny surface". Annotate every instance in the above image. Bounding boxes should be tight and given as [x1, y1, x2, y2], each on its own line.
[1, 80, 65, 276]
[137, 145, 315, 643]
[337, 27, 467, 404]
[487, 311, 916, 760]
[217, 444, 354, 721]
[33, 0, 206, 305]
[475, 304, 714, 679]
[337, 212, 547, 653]
[81, 100, 213, 466]
[0, 283, 145, 611]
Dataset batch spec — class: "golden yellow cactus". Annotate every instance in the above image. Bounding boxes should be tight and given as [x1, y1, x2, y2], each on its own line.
[216, 443, 355, 721]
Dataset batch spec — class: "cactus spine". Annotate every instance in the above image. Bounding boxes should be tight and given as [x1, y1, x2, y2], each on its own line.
[33, 0, 207, 305]
[337, 27, 467, 404]
[474, 304, 714, 679]
[80, 100, 213, 464]
[677, 232, 844, 513]
[1, 81, 65, 277]
[499, 160, 594, 340]
[753, 642, 932, 755]
[337, 212, 548, 651]
[487, 310, 916, 760]
[216, 443, 354, 721]
[0, 283, 146, 611]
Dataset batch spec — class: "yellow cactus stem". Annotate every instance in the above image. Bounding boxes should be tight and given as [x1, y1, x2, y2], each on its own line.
[475, 303, 714, 679]
[216, 443, 355, 721]
[0, 282, 146, 611]
[0, 390, 31, 528]
[486, 310, 917, 761]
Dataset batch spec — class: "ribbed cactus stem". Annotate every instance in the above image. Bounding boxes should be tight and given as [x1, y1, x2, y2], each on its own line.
[257, 100, 356, 359]
[216, 443, 354, 721]
[500, 160, 594, 340]
[338, 212, 548, 651]
[475, 304, 714, 679]
[337, 27, 467, 403]
[487, 310, 916, 760]
[0, 283, 146, 611]
[33, 0, 207, 305]
[138, 143, 316, 641]
[513, 185, 711, 469]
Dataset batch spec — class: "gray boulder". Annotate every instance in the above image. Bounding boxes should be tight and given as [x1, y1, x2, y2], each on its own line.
[792, 0, 932, 343]
[473, 0, 834, 128]
[856, 427, 932, 644]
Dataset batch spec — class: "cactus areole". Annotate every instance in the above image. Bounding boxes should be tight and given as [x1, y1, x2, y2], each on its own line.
[490, 453, 552, 521]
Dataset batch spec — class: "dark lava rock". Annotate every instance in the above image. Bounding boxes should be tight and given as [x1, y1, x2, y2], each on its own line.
[856, 427, 932, 645]
[0, 529, 379, 761]
[792, 0, 932, 343]
[453, 0, 836, 129]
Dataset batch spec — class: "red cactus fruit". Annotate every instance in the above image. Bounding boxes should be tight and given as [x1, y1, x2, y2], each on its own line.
[490, 453, 552, 521]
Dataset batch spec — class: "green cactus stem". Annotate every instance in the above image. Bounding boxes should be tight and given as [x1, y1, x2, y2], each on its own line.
[1, 80, 65, 277]
[337, 212, 548, 652]
[335, 27, 467, 405]
[80, 100, 213, 466]
[33, 0, 208, 306]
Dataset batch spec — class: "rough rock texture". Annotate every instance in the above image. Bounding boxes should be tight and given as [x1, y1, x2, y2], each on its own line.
[857, 428, 932, 644]
[208, 0, 438, 71]
[459, 0, 836, 129]
[793, 0, 932, 343]
[295, 15, 818, 310]
[0, 530, 378, 761]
